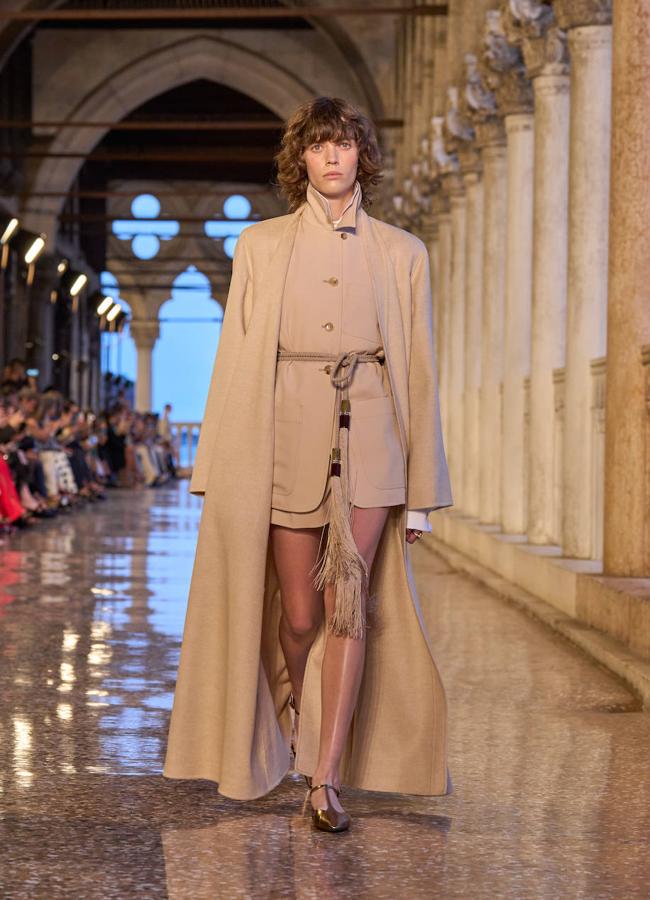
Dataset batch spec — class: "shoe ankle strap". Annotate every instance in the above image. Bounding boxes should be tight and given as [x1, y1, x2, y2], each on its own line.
[309, 782, 341, 798]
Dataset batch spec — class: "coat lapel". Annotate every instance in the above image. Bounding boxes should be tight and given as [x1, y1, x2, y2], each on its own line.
[249, 209, 302, 332]
[358, 210, 391, 340]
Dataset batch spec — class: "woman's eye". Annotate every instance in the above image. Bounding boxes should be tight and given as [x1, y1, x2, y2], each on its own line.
[340, 141, 351, 149]
[311, 144, 321, 151]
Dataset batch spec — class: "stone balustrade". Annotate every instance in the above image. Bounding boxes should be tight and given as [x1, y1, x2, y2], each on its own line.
[170, 422, 202, 470]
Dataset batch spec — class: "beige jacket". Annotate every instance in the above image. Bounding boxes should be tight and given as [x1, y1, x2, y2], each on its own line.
[272, 179, 427, 521]
[163, 196, 453, 800]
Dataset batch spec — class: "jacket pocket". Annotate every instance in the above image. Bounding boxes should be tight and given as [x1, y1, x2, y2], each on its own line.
[351, 395, 405, 490]
[273, 401, 303, 496]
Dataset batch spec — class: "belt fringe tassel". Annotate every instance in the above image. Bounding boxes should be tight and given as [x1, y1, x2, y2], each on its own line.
[312, 416, 369, 640]
[277, 349, 384, 641]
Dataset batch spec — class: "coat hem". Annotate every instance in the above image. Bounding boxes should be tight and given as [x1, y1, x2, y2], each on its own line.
[162, 767, 452, 800]
[161, 763, 291, 802]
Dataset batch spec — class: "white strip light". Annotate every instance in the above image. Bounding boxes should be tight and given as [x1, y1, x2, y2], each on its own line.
[69, 273, 88, 297]
[106, 303, 122, 322]
[0, 218, 18, 245]
[97, 296, 113, 315]
[24, 235, 45, 264]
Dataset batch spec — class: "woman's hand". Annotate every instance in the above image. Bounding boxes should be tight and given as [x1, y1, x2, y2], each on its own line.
[406, 528, 423, 545]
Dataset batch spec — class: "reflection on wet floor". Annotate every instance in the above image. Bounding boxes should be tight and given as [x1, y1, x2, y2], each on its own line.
[0, 484, 648, 899]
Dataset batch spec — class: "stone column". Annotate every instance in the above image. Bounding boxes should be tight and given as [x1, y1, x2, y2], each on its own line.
[420, 6, 436, 130]
[502, 107, 535, 534]
[68, 299, 81, 402]
[477, 124, 507, 525]
[436, 207, 452, 452]
[25, 254, 57, 388]
[554, 0, 613, 558]
[481, 11, 535, 533]
[130, 318, 160, 413]
[602, 0, 650, 576]
[523, 22, 571, 544]
[441, 172, 467, 506]
[461, 163, 484, 519]
[8, 272, 30, 362]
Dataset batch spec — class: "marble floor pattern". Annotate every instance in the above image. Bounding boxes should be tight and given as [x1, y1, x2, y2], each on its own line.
[0, 484, 648, 900]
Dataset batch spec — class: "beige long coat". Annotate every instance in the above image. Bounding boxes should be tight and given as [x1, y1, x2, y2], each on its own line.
[162, 197, 454, 801]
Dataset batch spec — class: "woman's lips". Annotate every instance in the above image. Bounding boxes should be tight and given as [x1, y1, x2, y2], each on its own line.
[324, 172, 342, 178]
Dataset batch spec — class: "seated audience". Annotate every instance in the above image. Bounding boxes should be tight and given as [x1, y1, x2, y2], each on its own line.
[0, 376, 179, 533]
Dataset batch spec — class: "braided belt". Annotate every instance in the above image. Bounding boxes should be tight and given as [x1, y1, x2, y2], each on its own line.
[275, 347, 385, 638]
[277, 349, 385, 386]
[276, 348, 385, 474]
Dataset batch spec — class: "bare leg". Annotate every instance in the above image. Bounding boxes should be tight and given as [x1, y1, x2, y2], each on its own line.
[269, 525, 324, 712]
[310, 505, 390, 814]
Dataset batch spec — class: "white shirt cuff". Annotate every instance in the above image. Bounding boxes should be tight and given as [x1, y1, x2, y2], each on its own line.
[406, 509, 432, 532]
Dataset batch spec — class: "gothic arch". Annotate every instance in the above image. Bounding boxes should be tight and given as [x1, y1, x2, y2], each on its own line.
[23, 32, 361, 239]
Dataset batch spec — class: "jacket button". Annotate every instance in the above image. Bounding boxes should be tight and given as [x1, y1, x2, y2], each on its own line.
[340, 233, 348, 240]
[324, 276, 339, 286]
[324, 365, 332, 374]
[322, 322, 334, 331]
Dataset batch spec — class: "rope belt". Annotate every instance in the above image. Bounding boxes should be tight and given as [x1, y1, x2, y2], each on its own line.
[276, 348, 385, 639]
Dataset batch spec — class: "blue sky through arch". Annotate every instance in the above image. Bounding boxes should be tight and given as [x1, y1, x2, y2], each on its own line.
[107, 192, 253, 416]
[152, 266, 223, 421]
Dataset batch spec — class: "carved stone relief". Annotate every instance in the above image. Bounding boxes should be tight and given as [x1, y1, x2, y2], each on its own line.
[483, 10, 534, 116]
[553, 0, 612, 30]
[503, 0, 570, 79]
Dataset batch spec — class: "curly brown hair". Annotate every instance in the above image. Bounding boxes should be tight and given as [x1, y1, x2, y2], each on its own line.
[273, 96, 383, 212]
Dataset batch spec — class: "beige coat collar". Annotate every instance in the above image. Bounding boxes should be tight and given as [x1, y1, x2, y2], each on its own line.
[304, 179, 362, 230]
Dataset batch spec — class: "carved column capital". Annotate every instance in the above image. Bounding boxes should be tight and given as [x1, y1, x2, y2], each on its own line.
[553, 0, 612, 30]
[502, 0, 570, 79]
[464, 52, 498, 123]
[458, 146, 483, 176]
[429, 115, 460, 178]
[522, 26, 570, 78]
[507, 0, 555, 37]
[478, 10, 535, 118]
[444, 84, 475, 153]
[474, 117, 507, 149]
[440, 170, 466, 201]
[130, 318, 160, 350]
[419, 210, 439, 243]
[430, 187, 451, 218]
[463, 53, 506, 149]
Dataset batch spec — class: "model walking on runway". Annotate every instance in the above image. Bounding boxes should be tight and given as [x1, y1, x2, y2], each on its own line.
[163, 97, 453, 833]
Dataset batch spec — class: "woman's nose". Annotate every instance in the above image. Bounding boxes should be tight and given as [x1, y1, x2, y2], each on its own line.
[325, 143, 339, 163]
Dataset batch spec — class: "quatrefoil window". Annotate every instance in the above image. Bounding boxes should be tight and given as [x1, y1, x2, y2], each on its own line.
[204, 194, 255, 258]
[112, 194, 180, 260]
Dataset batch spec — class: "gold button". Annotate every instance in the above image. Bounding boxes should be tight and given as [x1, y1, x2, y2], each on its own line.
[324, 276, 339, 286]
[322, 322, 334, 332]
[324, 365, 332, 374]
[340, 233, 348, 240]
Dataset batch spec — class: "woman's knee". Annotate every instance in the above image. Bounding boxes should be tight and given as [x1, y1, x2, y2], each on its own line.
[280, 603, 322, 640]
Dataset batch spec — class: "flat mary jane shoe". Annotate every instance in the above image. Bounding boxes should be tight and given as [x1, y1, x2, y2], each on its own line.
[308, 783, 350, 833]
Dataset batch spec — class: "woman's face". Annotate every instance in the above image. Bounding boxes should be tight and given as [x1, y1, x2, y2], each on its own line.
[302, 136, 359, 199]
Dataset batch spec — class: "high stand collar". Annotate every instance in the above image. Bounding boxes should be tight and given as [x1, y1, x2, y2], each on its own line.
[304, 179, 362, 231]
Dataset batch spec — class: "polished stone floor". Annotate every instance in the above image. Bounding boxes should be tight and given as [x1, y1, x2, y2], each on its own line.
[0, 484, 648, 899]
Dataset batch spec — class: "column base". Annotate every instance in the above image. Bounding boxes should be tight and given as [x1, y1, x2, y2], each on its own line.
[428, 510, 650, 704]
